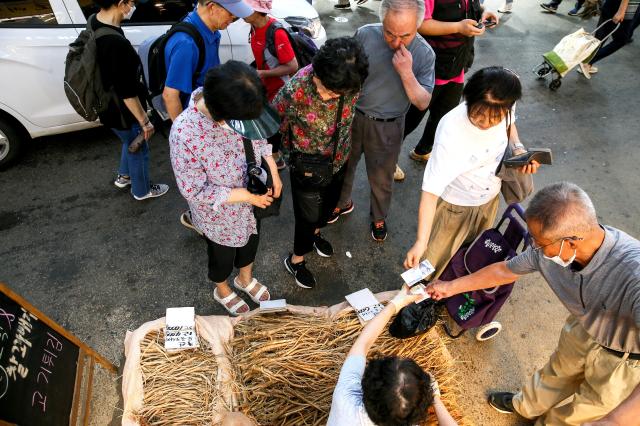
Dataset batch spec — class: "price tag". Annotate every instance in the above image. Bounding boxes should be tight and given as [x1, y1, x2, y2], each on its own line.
[164, 307, 198, 351]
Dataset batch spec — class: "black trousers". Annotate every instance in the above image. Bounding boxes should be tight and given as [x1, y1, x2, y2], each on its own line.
[268, 131, 282, 154]
[205, 227, 260, 283]
[290, 166, 346, 256]
[403, 82, 464, 155]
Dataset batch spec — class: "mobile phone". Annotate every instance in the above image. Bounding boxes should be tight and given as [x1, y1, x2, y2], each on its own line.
[474, 22, 484, 29]
[128, 132, 146, 153]
[483, 19, 497, 28]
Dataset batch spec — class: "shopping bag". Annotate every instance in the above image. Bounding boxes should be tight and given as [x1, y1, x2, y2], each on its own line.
[543, 28, 600, 76]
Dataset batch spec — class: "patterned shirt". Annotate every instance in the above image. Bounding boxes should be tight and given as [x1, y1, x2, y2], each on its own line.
[272, 65, 359, 173]
[169, 88, 271, 247]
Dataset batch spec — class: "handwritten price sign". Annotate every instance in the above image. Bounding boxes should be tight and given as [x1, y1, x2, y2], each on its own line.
[0, 292, 79, 425]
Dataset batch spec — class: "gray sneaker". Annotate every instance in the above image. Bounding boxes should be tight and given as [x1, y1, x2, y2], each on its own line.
[133, 183, 169, 200]
[114, 174, 131, 188]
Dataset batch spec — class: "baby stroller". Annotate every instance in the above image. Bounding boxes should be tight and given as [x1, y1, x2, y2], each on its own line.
[440, 203, 529, 341]
[533, 19, 620, 91]
[390, 204, 530, 342]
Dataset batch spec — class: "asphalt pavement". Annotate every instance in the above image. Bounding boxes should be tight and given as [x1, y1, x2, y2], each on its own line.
[1, 0, 639, 424]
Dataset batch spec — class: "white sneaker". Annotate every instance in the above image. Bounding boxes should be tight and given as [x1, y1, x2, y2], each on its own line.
[577, 63, 598, 79]
[498, 2, 513, 12]
[393, 164, 405, 181]
[133, 183, 169, 200]
[114, 174, 131, 188]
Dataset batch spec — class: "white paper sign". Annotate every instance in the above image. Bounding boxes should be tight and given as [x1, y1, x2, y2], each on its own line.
[345, 288, 384, 323]
[409, 283, 431, 303]
[401, 259, 435, 286]
[260, 299, 287, 313]
[165, 307, 199, 351]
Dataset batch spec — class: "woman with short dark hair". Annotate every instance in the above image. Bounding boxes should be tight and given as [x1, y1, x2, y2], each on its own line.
[273, 36, 369, 289]
[169, 61, 282, 315]
[92, 0, 168, 200]
[327, 286, 458, 426]
[404, 66, 539, 278]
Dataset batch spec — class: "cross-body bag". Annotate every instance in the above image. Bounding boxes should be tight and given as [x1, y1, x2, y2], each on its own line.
[243, 137, 282, 220]
[289, 96, 344, 189]
[496, 113, 534, 204]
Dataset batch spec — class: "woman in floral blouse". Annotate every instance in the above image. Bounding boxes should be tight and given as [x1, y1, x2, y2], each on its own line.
[169, 61, 282, 315]
[273, 37, 368, 289]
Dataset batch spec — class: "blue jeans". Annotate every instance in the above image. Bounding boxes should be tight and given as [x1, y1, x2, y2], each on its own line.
[111, 124, 150, 198]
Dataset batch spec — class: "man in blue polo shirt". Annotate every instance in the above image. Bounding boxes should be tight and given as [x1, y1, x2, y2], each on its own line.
[162, 0, 253, 121]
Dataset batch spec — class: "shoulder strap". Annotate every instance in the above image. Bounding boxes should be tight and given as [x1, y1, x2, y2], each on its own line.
[265, 21, 287, 58]
[496, 111, 514, 174]
[168, 22, 206, 85]
[242, 137, 257, 166]
[330, 96, 345, 162]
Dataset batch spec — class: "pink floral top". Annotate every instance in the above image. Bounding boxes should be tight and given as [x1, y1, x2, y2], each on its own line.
[272, 65, 359, 173]
[169, 89, 272, 247]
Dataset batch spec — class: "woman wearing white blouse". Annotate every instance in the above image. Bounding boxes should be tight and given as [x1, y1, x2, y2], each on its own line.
[404, 67, 539, 278]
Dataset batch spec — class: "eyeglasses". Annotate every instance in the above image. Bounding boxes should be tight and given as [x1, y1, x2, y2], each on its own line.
[531, 236, 583, 251]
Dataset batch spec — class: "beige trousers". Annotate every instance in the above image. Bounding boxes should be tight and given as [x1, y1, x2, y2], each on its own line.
[422, 196, 499, 280]
[513, 316, 640, 425]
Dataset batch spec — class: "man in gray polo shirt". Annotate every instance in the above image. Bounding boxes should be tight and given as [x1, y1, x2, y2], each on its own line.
[425, 182, 640, 425]
[330, 0, 435, 242]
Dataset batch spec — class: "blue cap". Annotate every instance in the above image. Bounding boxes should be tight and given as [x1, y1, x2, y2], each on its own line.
[214, 0, 253, 18]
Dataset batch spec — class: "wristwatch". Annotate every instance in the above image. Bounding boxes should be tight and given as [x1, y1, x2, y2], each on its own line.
[512, 142, 525, 151]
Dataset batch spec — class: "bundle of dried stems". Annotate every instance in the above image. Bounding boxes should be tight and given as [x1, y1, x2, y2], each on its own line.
[136, 330, 228, 426]
[232, 311, 468, 426]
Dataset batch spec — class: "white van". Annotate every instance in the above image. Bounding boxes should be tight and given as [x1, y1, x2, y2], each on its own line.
[0, 0, 326, 168]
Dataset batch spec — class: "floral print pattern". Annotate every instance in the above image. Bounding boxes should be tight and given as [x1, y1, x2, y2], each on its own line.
[169, 88, 271, 247]
[272, 65, 359, 173]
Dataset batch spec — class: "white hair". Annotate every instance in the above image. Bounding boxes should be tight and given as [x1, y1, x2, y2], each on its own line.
[379, 0, 425, 29]
[525, 182, 599, 240]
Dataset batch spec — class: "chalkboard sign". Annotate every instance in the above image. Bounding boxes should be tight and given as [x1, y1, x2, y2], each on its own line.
[0, 284, 116, 426]
[0, 290, 79, 425]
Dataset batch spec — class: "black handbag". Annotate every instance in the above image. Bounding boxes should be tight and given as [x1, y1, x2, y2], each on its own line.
[389, 298, 441, 339]
[289, 97, 344, 189]
[243, 137, 282, 220]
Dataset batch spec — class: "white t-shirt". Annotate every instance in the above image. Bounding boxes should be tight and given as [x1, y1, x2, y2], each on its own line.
[327, 355, 376, 426]
[422, 102, 511, 206]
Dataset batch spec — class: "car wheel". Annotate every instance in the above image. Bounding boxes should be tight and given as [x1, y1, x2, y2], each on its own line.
[0, 117, 26, 169]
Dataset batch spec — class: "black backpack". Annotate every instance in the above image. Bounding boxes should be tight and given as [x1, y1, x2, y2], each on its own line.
[64, 14, 124, 123]
[264, 22, 318, 69]
[138, 21, 205, 98]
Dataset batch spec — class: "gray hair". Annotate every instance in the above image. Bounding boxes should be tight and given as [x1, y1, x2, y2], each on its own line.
[525, 182, 599, 240]
[379, 0, 425, 29]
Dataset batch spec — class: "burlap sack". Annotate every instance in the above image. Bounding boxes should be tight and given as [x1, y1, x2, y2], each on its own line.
[121, 291, 398, 425]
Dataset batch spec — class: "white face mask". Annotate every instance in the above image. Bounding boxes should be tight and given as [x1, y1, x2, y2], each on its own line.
[123, 5, 136, 20]
[543, 239, 576, 268]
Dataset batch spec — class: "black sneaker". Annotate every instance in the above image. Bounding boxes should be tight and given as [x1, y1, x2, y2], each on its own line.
[327, 201, 355, 224]
[313, 233, 333, 257]
[284, 254, 316, 289]
[371, 220, 387, 242]
[540, 2, 558, 12]
[488, 392, 515, 414]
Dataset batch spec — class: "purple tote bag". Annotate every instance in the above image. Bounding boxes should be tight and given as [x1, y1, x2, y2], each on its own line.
[442, 228, 517, 330]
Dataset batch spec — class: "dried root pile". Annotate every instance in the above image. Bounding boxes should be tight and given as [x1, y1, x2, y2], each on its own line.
[136, 330, 228, 426]
[232, 311, 468, 426]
